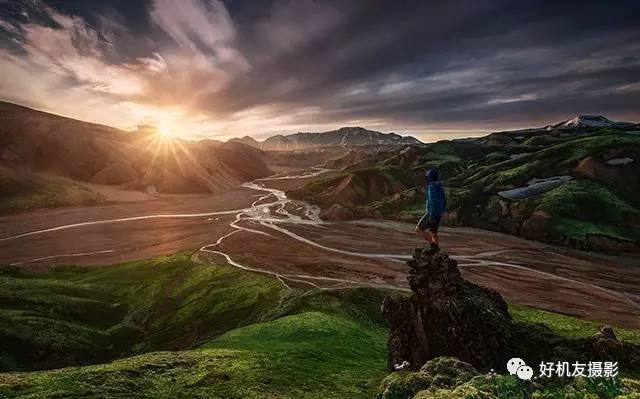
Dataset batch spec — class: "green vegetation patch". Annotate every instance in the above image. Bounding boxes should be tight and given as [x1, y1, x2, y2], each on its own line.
[535, 180, 640, 241]
[0, 312, 387, 399]
[3, 250, 640, 398]
[0, 265, 390, 398]
[425, 140, 493, 162]
[379, 356, 638, 399]
[202, 311, 387, 397]
[510, 304, 640, 345]
[455, 133, 640, 191]
[0, 177, 104, 214]
[0, 252, 285, 371]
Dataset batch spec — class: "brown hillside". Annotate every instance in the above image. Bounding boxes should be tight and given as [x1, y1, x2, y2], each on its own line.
[0, 102, 271, 194]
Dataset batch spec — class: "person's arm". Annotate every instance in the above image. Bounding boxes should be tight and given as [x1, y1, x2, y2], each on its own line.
[441, 187, 446, 214]
[427, 185, 435, 216]
[425, 185, 431, 215]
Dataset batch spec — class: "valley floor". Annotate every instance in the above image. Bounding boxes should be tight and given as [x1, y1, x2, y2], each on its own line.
[1, 168, 639, 330]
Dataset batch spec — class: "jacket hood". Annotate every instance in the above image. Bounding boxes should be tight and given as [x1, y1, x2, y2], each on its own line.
[426, 168, 439, 183]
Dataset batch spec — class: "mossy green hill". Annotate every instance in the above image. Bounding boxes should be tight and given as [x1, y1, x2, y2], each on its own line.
[293, 128, 640, 252]
[1, 252, 639, 398]
[0, 252, 392, 398]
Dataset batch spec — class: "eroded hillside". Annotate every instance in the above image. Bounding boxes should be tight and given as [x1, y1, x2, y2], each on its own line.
[290, 121, 640, 252]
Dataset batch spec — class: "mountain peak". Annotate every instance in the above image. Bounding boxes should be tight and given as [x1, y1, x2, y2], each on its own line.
[239, 127, 421, 150]
[558, 115, 615, 128]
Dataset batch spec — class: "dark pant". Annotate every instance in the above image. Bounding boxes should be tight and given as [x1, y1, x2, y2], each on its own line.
[416, 213, 440, 234]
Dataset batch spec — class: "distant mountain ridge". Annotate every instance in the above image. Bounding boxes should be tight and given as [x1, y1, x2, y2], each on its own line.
[229, 127, 422, 150]
[555, 115, 615, 129]
[0, 101, 271, 197]
[492, 115, 639, 136]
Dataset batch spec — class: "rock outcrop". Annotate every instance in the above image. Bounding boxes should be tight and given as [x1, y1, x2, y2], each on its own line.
[382, 249, 515, 372]
[381, 248, 640, 379]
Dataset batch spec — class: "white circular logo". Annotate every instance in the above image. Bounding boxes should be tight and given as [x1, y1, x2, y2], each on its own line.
[516, 365, 533, 380]
[507, 358, 525, 375]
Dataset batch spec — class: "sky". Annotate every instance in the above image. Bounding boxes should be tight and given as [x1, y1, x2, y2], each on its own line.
[0, 0, 639, 142]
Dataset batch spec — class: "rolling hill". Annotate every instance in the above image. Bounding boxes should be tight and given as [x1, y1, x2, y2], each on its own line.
[0, 102, 272, 211]
[290, 116, 640, 253]
[1, 251, 640, 398]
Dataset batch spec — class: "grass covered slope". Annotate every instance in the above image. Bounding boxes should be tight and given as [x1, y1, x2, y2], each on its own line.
[534, 180, 640, 243]
[509, 304, 640, 345]
[0, 252, 285, 371]
[201, 311, 387, 397]
[0, 310, 388, 399]
[0, 253, 390, 398]
[2, 252, 640, 398]
[0, 168, 105, 214]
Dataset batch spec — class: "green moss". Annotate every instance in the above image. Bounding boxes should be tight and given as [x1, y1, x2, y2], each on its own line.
[378, 357, 479, 399]
[537, 181, 638, 220]
[388, 371, 636, 399]
[491, 160, 543, 187]
[378, 371, 435, 399]
[0, 284, 390, 398]
[0, 252, 286, 371]
[552, 218, 639, 242]
[534, 180, 640, 241]
[0, 314, 386, 399]
[419, 357, 478, 387]
[455, 133, 640, 191]
[269, 287, 392, 328]
[425, 140, 493, 161]
[485, 151, 510, 163]
[443, 187, 471, 212]
[509, 304, 640, 345]
[202, 311, 387, 397]
[522, 134, 566, 146]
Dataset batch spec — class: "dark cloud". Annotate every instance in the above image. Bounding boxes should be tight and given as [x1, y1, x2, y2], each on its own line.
[1, 0, 639, 139]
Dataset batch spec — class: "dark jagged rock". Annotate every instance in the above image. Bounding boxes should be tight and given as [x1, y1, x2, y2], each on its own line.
[381, 249, 515, 372]
[381, 248, 640, 378]
[378, 250, 640, 397]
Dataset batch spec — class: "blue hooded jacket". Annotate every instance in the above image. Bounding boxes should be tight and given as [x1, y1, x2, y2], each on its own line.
[425, 169, 446, 219]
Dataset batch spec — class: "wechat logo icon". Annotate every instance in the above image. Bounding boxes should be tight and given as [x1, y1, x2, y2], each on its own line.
[507, 358, 533, 380]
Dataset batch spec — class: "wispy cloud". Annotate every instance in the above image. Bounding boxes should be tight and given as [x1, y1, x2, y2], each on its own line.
[150, 0, 248, 71]
[0, 0, 638, 140]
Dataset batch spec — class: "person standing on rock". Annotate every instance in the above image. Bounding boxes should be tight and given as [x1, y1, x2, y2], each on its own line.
[415, 168, 446, 251]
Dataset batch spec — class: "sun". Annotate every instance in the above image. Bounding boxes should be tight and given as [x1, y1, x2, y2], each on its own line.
[157, 125, 174, 138]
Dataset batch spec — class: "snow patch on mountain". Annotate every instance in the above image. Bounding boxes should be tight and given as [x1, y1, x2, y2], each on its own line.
[557, 115, 615, 128]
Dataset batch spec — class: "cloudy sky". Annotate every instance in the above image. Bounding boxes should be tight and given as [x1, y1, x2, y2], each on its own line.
[0, 0, 639, 142]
